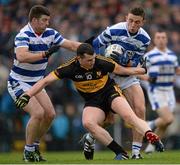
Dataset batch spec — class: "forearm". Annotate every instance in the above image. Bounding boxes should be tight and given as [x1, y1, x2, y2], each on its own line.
[63, 39, 81, 52]
[17, 51, 44, 63]
[26, 79, 48, 97]
[114, 65, 146, 75]
[126, 67, 146, 75]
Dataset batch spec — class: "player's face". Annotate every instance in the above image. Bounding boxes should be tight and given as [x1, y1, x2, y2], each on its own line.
[33, 15, 50, 34]
[126, 13, 144, 34]
[78, 54, 96, 70]
[154, 32, 168, 50]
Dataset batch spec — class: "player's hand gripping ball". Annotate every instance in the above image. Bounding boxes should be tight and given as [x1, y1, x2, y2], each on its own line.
[105, 44, 131, 66]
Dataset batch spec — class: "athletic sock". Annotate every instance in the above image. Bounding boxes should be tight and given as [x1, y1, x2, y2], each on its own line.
[132, 142, 142, 155]
[107, 140, 126, 155]
[25, 144, 35, 152]
[34, 141, 40, 149]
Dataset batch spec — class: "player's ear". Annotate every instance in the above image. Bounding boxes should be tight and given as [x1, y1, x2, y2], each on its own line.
[142, 19, 146, 26]
[76, 55, 81, 60]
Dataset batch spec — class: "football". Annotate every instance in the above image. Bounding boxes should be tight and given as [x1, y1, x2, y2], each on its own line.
[104, 44, 123, 58]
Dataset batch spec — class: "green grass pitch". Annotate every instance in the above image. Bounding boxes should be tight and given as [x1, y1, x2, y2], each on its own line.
[0, 150, 180, 164]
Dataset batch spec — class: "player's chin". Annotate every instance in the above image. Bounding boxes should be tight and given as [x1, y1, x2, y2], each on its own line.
[129, 28, 138, 34]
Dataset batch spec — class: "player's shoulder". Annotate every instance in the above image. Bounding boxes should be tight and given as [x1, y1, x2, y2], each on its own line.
[109, 22, 126, 30]
[45, 27, 58, 34]
[58, 57, 76, 69]
[145, 48, 160, 58]
[138, 27, 151, 41]
[167, 48, 177, 58]
[16, 24, 31, 38]
[96, 55, 115, 64]
[167, 48, 176, 55]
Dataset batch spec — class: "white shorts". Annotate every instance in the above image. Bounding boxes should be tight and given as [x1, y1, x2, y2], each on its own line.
[109, 73, 140, 90]
[7, 79, 34, 101]
[147, 87, 175, 112]
[7, 78, 45, 101]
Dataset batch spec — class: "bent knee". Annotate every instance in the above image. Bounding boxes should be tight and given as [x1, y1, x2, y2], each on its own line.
[83, 120, 96, 132]
[45, 110, 56, 121]
[162, 116, 174, 127]
[133, 105, 145, 119]
[31, 111, 45, 121]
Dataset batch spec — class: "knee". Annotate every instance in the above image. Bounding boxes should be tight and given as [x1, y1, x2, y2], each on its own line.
[83, 120, 95, 132]
[122, 114, 135, 125]
[32, 110, 45, 121]
[162, 116, 174, 127]
[45, 110, 56, 122]
[133, 104, 145, 119]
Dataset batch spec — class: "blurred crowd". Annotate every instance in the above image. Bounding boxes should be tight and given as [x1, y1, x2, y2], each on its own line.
[0, 0, 180, 152]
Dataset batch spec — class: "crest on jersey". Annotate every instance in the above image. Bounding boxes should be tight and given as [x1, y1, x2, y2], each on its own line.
[96, 71, 102, 78]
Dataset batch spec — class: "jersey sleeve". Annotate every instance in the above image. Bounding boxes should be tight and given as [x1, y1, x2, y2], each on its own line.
[93, 27, 112, 54]
[14, 32, 30, 48]
[53, 29, 65, 45]
[53, 64, 71, 79]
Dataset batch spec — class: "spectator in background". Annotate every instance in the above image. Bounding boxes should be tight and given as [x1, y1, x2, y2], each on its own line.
[7, 5, 80, 162]
[138, 31, 180, 153]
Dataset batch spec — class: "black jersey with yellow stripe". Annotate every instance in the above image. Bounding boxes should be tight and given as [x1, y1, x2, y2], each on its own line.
[53, 55, 117, 100]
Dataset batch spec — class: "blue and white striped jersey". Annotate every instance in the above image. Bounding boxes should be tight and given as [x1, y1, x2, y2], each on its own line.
[145, 47, 179, 89]
[9, 23, 64, 84]
[93, 22, 151, 67]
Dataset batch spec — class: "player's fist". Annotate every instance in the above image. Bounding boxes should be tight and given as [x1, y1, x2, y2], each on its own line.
[15, 94, 30, 109]
[110, 51, 130, 66]
[110, 51, 120, 63]
[43, 45, 60, 58]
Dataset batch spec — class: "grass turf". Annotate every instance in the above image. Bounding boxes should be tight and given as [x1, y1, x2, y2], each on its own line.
[0, 150, 180, 164]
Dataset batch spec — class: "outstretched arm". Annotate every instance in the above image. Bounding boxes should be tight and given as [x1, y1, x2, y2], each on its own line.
[15, 73, 58, 109]
[61, 39, 81, 52]
[26, 73, 58, 97]
[113, 63, 146, 75]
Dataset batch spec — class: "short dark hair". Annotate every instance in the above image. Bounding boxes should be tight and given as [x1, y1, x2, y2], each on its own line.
[129, 7, 145, 19]
[29, 5, 50, 22]
[77, 43, 94, 58]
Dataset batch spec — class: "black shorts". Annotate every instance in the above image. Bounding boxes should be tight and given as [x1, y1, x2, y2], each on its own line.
[84, 84, 123, 116]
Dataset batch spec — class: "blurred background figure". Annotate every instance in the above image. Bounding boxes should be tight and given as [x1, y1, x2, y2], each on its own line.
[139, 30, 180, 153]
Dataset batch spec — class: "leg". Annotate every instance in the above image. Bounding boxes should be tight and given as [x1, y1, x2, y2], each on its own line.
[23, 96, 45, 162]
[32, 91, 56, 161]
[82, 106, 129, 160]
[145, 107, 174, 153]
[111, 96, 164, 152]
[123, 84, 145, 158]
[80, 111, 115, 160]
[145, 88, 175, 153]
[35, 91, 56, 140]
[155, 107, 174, 137]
